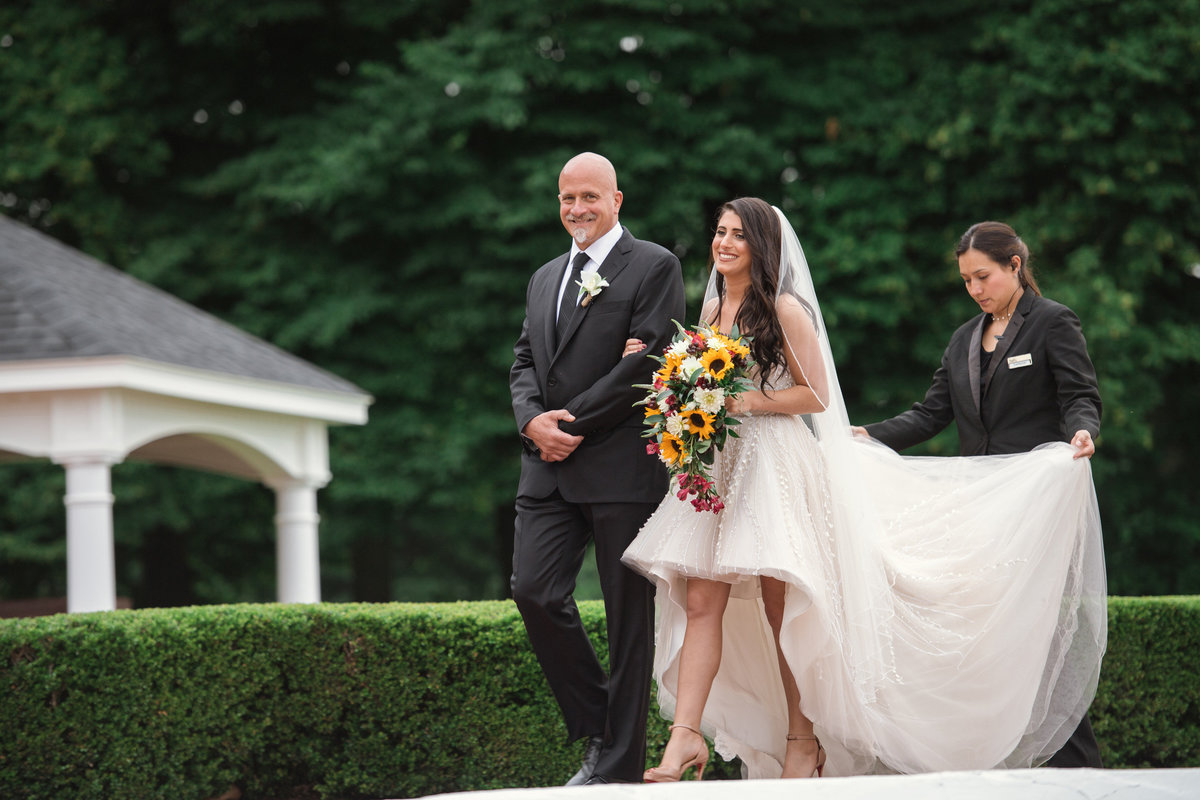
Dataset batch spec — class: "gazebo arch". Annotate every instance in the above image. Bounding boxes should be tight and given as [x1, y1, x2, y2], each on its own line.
[0, 215, 372, 613]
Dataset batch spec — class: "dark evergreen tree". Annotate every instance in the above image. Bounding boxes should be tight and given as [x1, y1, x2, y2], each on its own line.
[1, 0, 1197, 604]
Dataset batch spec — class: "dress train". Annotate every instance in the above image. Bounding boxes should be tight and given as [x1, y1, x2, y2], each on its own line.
[623, 406, 1105, 777]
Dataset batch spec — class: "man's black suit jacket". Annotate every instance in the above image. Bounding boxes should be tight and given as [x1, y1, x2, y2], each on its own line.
[510, 227, 685, 503]
[865, 292, 1101, 455]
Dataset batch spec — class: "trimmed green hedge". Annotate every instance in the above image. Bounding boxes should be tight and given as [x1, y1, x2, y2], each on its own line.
[1, 597, 1196, 799]
[1092, 596, 1200, 768]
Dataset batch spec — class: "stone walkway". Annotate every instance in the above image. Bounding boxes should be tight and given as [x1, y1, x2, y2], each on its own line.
[426, 768, 1199, 800]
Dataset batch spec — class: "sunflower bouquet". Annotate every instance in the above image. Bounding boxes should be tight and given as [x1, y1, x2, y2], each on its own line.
[637, 321, 755, 513]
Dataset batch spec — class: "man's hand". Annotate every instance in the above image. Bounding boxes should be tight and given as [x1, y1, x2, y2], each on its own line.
[524, 409, 585, 462]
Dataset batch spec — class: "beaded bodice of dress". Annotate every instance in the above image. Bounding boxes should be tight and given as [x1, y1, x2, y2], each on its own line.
[747, 366, 796, 403]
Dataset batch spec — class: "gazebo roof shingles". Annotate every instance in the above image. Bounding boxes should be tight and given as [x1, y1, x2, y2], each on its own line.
[0, 214, 363, 396]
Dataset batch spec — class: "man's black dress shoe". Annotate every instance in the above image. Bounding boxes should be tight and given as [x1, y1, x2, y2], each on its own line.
[565, 736, 604, 786]
[585, 775, 639, 784]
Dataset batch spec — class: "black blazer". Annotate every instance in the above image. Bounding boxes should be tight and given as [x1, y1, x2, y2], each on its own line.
[510, 227, 686, 502]
[865, 292, 1101, 456]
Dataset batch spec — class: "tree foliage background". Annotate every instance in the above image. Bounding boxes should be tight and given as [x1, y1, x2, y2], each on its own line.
[1, 0, 1197, 605]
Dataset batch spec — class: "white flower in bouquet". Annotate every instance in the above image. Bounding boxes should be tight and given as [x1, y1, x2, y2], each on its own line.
[680, 356, 704, 379]
[668, 338, 691, 358]
[665, 413, 684, 437]
[694, 387, 726, 415]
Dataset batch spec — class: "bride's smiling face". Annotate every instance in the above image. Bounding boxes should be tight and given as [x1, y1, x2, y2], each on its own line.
[713, 211, 751, 282]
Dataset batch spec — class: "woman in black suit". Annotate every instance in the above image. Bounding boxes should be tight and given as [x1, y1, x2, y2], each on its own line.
[856, 220, 1104, 767]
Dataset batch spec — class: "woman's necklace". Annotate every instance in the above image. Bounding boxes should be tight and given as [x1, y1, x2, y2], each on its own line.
[991, 287, 1022, 323]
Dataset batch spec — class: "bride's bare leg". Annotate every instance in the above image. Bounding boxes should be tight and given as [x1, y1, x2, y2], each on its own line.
[647, 578, 730, 780]
[761, 576, 824, 778]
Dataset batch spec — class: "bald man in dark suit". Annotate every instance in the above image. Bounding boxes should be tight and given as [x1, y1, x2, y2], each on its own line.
[510, 152, 685, 784]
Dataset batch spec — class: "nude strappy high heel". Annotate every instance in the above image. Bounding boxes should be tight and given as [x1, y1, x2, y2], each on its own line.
[784, 733, 826, 778]
[643, 724, 709, 782]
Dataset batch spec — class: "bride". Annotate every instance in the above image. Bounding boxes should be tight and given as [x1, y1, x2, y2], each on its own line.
[620, 197, 1106, 780]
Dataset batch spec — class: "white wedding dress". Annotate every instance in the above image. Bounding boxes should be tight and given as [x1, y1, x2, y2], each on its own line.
[622, 206, 1106, 778]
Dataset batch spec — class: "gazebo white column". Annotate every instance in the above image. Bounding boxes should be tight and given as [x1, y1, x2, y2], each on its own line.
[59, 456, 118, 613]
[269, 478, 324, 603]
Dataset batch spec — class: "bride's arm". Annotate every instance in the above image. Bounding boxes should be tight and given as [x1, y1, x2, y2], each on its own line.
[728, 296, 827, 417]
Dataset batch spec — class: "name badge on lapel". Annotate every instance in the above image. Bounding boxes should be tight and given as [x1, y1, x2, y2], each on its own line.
[1007, 353, 1033, 369]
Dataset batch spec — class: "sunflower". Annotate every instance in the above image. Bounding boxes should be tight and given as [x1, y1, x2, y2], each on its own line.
[683, 408, 717, 439]
[723, 337, 751, 358]
[701, 347, 734, 380]
[658, 432, 688, 466]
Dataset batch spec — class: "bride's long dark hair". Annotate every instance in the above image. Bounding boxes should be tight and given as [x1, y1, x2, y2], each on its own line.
[709, 197, 787, 390]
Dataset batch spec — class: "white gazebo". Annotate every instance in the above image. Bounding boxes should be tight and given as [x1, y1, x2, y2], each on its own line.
[0, 215, 372, 612]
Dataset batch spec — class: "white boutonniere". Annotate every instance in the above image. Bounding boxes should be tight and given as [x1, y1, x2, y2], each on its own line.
[576, 272, 609, 307]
